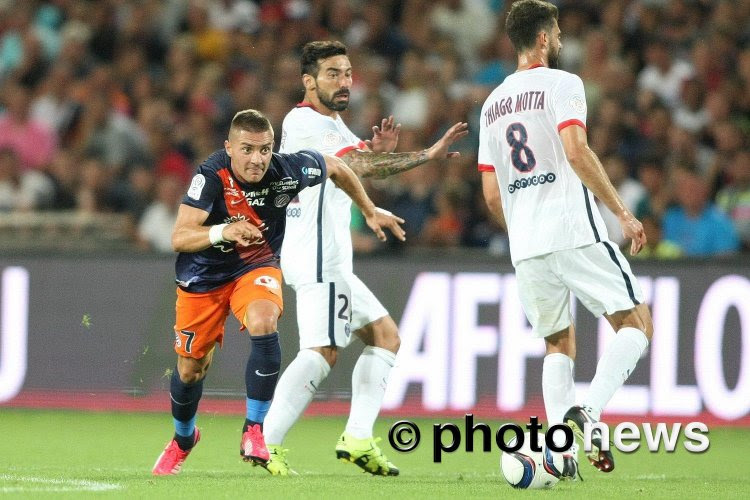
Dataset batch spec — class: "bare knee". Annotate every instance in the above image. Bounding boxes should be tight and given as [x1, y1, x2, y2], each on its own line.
[359, 316, 400, 354]
[609, 304, 653, 341]
[177, 360, 209, 385]
[313, 346, 338, 367]
[375, 329, 400, 353]
[246, 314, 278, 335]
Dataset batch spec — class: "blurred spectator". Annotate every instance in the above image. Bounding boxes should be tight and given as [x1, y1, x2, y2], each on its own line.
[634, 215, 683, 260]
[634, 157, 670, 220]
[0, 84, 58, 171]
[421, 185, 465, 247]
[637, 36, 694, 108]
[662, 167, 739, 256]
[429, 0, 494, 72]
[0, 147, 54, 211]
[716, 150, 750, 249]
[137, 174, 183, 252]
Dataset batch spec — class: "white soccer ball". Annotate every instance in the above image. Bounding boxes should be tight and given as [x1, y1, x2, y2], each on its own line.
[500, 431, 564, 489]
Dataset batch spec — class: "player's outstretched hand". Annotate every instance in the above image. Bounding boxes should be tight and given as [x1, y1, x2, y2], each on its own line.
[224, 220, 265, 246]
[426, 122, 470, 160]
[619, 213, 646, 255]
[364, 115, 401, 153]
[365, 207, 406, 242]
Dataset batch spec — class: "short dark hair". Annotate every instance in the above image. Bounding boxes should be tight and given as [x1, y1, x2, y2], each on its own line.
[230, 109, 273, 135]
[300, 40, 347, 77]
[505, 0, 559, 53]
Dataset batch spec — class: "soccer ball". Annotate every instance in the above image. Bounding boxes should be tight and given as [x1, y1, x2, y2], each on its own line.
[500, 431, 564, 489]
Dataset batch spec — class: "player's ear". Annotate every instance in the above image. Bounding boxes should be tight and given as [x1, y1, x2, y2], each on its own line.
[539, 30, 548, 49]
[224, 139, 232, 157]
[302, 74, 316, 91]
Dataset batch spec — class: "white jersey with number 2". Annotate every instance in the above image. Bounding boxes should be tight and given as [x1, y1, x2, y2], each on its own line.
[478, 66, 610, 265]
[279, 104, 367, 285]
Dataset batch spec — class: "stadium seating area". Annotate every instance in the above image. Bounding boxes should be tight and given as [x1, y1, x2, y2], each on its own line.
[0, 0, 748, 256]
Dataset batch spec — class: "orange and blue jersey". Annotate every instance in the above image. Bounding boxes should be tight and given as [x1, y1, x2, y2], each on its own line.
[175, 148, 326, 292]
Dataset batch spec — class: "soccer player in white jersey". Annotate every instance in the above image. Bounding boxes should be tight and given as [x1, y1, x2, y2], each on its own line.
[480, 0, 654, 475]
[260, 41, 468, 476]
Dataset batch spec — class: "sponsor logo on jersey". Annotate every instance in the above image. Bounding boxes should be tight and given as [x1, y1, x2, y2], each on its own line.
[254, 275, 280, 289]
[302, 166, 322, 177]
[187, 174, 206, 200]
[274, 194, 291, 207]
[270, 176, 300, 192]
[507, 172, 556, 193]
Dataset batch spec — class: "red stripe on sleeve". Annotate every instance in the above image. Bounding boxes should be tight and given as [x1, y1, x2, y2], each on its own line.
[557, 119, 586, 132]
[478, 163, 495, 172]
[335, 145, 359, 157]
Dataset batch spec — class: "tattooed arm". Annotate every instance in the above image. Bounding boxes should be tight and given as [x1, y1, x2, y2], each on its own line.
[342, 121, 469, 179]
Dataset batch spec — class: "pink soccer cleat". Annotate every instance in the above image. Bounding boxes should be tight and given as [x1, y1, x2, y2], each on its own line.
[152, 428, 201, 475]
[240, 424, 270, 464]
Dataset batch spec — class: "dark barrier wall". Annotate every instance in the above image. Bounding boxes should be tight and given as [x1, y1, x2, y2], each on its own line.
[1, 253, 748, 420]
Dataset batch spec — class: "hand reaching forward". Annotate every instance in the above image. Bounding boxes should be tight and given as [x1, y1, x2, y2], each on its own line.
[426, 122, 470, 160]
[365, 207, 406, 242]
[364, 115, 401, 153]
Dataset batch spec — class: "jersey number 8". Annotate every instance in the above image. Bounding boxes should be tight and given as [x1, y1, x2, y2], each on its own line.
[506, 123, 536, 172]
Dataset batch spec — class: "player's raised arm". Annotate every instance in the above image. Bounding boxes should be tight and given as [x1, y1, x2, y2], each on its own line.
[559, 124, 646, 255]
[324, 154, 406, 242]
[481, 172, 507, 231]
[342, 121, 469, 179]
[172, 204, 263, 252]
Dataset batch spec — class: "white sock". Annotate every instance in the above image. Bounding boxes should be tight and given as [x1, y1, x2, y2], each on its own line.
[345, 346, 396, 439]
[542, 353, 575, 427]
[584, 327, 649, 420]
[263, 349, 330, 445]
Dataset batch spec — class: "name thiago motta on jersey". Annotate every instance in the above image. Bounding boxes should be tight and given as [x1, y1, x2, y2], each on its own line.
[484, 90, 547, 126]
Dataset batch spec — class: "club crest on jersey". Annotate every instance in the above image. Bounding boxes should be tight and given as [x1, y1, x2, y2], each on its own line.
[274, 194, 291, 207]
[322, 130, 342, 147]
[254, 275, 280, 289]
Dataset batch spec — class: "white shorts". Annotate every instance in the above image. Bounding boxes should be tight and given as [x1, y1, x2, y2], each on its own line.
[515, 242, 644, 338]
[291, 274, 389, 349]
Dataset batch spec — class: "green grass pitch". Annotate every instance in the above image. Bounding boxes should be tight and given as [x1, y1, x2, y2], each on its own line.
[0, 409, 747, 498]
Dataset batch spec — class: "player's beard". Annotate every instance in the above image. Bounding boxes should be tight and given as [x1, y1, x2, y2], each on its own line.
[548, 45, 560, 69]
[318, 89, 350, 112]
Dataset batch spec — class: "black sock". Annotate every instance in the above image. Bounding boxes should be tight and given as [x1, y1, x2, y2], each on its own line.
[244, 332, 280, 427]
[170, 370, 203, 450]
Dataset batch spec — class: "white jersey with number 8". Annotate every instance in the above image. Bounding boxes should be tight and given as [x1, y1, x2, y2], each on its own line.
[478, 66, 610, 265]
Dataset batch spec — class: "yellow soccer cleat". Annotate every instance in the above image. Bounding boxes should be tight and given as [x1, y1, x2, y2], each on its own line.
[255, 445, 299, 476]
[335, 432, 399, 476]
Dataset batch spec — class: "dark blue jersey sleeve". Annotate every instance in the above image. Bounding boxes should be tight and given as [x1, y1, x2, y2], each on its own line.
[181, 160, 222, 213]
[283, 149, 327, 190]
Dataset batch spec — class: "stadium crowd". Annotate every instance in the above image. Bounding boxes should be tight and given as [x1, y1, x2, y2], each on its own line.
[0, 0, 748, 257]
